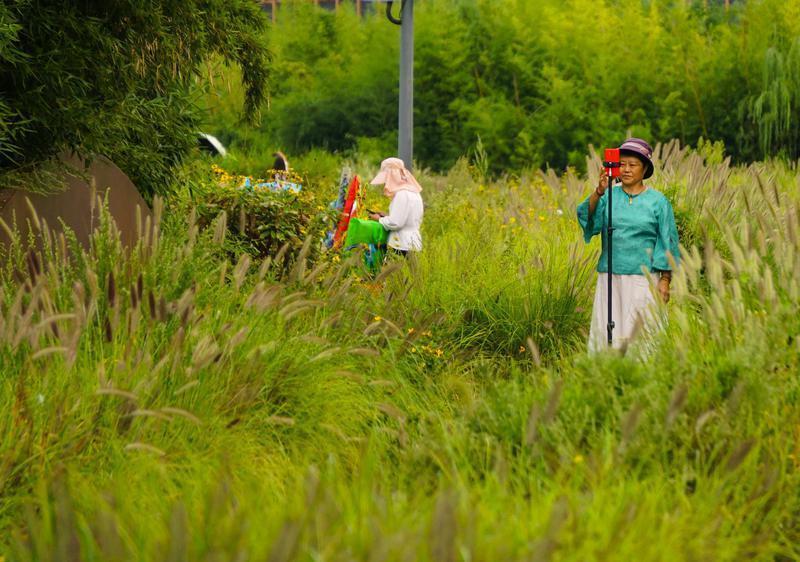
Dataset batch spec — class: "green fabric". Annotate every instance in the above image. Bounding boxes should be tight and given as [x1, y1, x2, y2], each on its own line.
[344, 218, 389, 274]
[345, 218, 389, 247]
[576, 186, 680, 275]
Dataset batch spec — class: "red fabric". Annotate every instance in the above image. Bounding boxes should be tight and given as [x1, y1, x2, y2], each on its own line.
[333, 176, 360, 249]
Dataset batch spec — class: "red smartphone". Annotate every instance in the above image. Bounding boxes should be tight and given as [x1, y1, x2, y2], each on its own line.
[604, 148, 621, 178]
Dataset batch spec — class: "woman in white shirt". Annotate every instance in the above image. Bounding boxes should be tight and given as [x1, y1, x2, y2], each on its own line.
[368, 157, 424, 256]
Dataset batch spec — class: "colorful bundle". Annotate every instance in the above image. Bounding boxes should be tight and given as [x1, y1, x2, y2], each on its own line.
[240, 176, 302, 193]
[331, 175, 362, 250]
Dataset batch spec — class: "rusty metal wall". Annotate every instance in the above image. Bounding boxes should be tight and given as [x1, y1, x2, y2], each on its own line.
[0, 154, 153, 251]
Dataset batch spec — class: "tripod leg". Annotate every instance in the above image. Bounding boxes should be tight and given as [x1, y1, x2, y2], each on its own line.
[607, 173, 614, 346]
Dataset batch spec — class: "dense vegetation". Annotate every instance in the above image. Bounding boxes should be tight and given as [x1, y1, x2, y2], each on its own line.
[1, 0, 800, 560]
[1, 141, 800, 559]
[206, 0, 800, 174]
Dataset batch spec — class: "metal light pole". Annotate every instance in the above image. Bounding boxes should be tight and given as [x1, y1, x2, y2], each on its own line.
[398, 0, 413, 170]
[386, 0, 414, 170]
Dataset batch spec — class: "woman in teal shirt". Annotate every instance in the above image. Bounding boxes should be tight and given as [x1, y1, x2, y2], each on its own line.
[576, 138, 680, 352]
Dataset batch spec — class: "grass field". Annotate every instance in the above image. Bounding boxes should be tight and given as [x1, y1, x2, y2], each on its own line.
[1, 141, 799, 560]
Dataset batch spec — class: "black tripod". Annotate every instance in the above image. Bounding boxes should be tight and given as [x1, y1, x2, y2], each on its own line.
[602, 155, 620, 346]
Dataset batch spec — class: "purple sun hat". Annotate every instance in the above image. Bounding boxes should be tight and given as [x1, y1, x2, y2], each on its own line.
[619, 138, 654, 179]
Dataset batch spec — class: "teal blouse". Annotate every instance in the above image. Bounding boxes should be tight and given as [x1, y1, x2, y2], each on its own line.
[576, 186, 680, 275]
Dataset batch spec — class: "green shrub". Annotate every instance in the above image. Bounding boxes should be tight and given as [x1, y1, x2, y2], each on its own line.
[189, 163, 336, 267]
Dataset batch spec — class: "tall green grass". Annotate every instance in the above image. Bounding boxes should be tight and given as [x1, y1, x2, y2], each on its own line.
[1, 142, 800, 560]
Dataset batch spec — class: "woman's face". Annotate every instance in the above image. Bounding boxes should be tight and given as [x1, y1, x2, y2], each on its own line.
[619, 155, 646, 187]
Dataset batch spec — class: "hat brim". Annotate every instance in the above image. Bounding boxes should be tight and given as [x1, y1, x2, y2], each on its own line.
[370, 170, 387, 185]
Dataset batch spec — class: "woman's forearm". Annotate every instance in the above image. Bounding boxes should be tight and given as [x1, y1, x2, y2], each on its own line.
[587, 189, 602, 218]
[379, 192, 411, 231]
[587, 171, 608, 219]
[379, 207, 409, 231]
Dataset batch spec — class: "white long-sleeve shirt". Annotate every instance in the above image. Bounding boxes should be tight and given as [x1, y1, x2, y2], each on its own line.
[379, 190, 424, 251]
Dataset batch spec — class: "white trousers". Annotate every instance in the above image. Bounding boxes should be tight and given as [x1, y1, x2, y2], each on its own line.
[589, 273, 657, 353]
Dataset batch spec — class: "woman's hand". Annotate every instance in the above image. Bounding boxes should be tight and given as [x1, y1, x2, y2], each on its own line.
[368, 212, 383, 221]
[658, 276, 670, 303]
[596, 168, 609, 196]
[586, 169, 609, 218]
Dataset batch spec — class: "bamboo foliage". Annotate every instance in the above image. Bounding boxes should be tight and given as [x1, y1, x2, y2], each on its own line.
[217, 0, 800, 177]
[747, 38, 800, 158]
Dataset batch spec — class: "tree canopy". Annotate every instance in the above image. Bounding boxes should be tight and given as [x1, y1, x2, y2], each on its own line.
[0, 0, 271, 196]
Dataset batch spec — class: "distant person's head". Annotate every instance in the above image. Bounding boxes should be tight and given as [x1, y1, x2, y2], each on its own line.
[370, 157, 422, 198]
[272, 151, 289, 172]
[618, 138, 654, 186]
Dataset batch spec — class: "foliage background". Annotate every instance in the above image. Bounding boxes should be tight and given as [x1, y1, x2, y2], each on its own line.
[205, 0, 800, 175]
